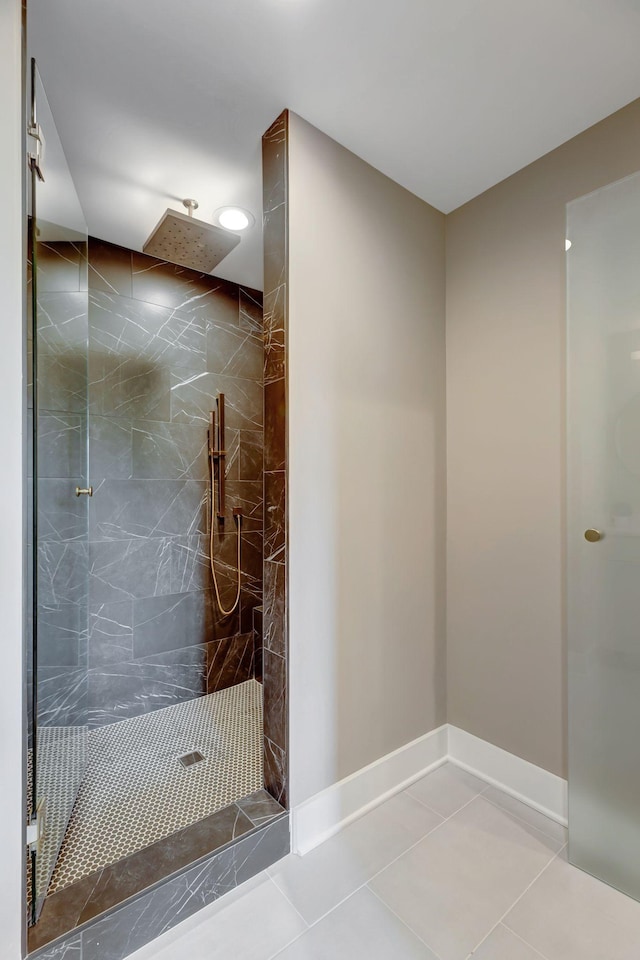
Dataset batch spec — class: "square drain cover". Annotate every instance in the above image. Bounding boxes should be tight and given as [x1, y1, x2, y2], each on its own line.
[177, 750, 205, 768]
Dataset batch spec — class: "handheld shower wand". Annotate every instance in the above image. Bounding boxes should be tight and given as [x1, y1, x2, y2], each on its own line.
[208, 396, 242, 616]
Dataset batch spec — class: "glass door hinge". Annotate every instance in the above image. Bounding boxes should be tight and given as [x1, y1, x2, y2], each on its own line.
[27, 798, 46, 853]
[28, 122, 45, 181]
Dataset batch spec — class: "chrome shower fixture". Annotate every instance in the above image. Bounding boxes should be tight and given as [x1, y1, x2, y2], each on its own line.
[143, 198, 241, 273]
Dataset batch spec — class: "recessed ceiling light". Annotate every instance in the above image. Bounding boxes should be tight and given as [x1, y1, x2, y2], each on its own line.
[565, 238, 572, 251]
[214, 207, 255, 231]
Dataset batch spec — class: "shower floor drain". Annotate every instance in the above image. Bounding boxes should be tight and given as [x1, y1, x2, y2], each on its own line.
[177, 750, 206, 768]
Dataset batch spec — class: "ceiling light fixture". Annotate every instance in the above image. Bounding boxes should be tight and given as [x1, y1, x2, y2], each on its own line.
[214, 207, 255, 231]
[565, 238, 572, 251]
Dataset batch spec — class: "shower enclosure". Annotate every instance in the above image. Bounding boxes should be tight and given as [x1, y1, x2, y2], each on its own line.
[567, 169, 640, 901]
[26, 58, 289, 953]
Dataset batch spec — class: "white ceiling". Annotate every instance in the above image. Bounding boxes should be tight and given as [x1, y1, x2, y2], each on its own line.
[29, 0, 640, 290]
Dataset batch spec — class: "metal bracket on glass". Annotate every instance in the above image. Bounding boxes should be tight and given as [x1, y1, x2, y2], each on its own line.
[27, 798, 46, 854]
[28, 122, 45, 181]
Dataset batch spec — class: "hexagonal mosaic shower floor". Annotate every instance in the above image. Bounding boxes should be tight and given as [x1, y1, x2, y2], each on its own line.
[48, 679, 263, 893]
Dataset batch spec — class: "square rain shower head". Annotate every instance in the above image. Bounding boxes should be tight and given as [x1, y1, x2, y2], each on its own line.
[143, 207, 241, 273]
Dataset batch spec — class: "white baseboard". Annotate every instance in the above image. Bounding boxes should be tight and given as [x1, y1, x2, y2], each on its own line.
[291, 724, 568, 855]
[447, 725, 568, 826]
[291, 725, 448, 855]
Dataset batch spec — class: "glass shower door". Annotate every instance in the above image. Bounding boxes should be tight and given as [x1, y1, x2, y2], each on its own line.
[567, 169, 640, 900]
[28, 60, 90, 921]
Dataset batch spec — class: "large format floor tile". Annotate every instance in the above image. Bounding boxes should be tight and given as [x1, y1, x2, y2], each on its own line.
[407, 762, 487, 817]
[472, 923, 548, 959]
[125, 873, 306, 960]
[505, 850, 640, 960]
[118, 764, 640, 960]
[369, 794, 562, 960]
[268, 791, 442, 924]
[273, 887, 439, 960]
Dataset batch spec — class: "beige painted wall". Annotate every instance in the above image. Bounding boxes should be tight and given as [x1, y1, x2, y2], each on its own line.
[446, 98, 640, 778]
[288, 113, 446, 805]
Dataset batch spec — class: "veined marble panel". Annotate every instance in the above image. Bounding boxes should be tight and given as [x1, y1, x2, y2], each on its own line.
[170, 370, 263, 431]
[89, 479, 207, 541]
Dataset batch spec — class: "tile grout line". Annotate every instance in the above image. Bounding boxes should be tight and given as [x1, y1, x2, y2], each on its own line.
[265, 874, 310, 929]
[268, 784, 490, 950]
[366, 883, 447, 960]
[465, 845, 565, 959]
[480, 791, 567, 845]
[496, 923, 551, 960]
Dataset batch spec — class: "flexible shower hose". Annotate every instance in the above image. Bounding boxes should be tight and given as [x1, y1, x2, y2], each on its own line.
[209, 450, 242, 616]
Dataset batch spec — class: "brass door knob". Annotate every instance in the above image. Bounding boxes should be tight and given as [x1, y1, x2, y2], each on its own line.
[75, 486, 93, 497]
[584, 528, 603, 542]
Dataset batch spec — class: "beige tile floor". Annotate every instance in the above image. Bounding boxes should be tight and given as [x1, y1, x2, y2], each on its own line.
[125, 762, 640, 960]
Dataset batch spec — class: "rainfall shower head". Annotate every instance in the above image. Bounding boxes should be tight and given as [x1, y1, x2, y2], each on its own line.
[143, 198, 241, 273]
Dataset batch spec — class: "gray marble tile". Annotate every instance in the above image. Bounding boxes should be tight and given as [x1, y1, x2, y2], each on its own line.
[264, 377, 286, 471]
[240, 531, 263, 600]
[88, 642, 209, 726]
[36, 241, 84, 294]
[89, 353, 171, 421]
[89, 479, 207, 541]
[133, 591, 212, 658]
[28, 871, 101, 954]
[131, 253, 239, 324]
[237, 789, 286, 827]
[264, 736, 287, 808]
[263, 560, 286, 657]
[29, 932, 82, 960]
[38, 413, 86, 479]
[171, 370, 263, 430]
[131, 420, 208, 480]
[39, 541, 89, 606]
[239, 286, 264, 333]
[80, 813, 289, 960]
[206, 320, 263, 381]
[36, 291, 88, 353]
[88, 237, 132, 297]
[88, 600, 134, 667]
[239, 430, 263, 481]
[207, 633, 254, 692]
[263, 201, 286, 296]
[264, 650, 287, 750]
[74, 804, 254, 928]
[39, 603, 87, 667]
[89, 416, 132, 480]
[216, 479, 263, 533]
[38, 479, 88, 542]
[89, 290, 207, 370]
[39, 352, 88, 414]
[89, 538, 172, 602]
[263, 284, 286, 384]
[264, 471, 285, 562]
[171, 535, 211, 594]
[38, 665, 88, 727]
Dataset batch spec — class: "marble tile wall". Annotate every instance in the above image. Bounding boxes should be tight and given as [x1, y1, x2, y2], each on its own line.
[29, 813, 290, 960]
[85, 238, 264, 726]
[33, 239, 90, 730]
[262, 112, 289, 807]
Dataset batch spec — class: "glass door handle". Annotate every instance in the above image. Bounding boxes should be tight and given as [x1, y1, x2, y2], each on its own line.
[584, 528, 603, 542]
[75, 486, 93, 497]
